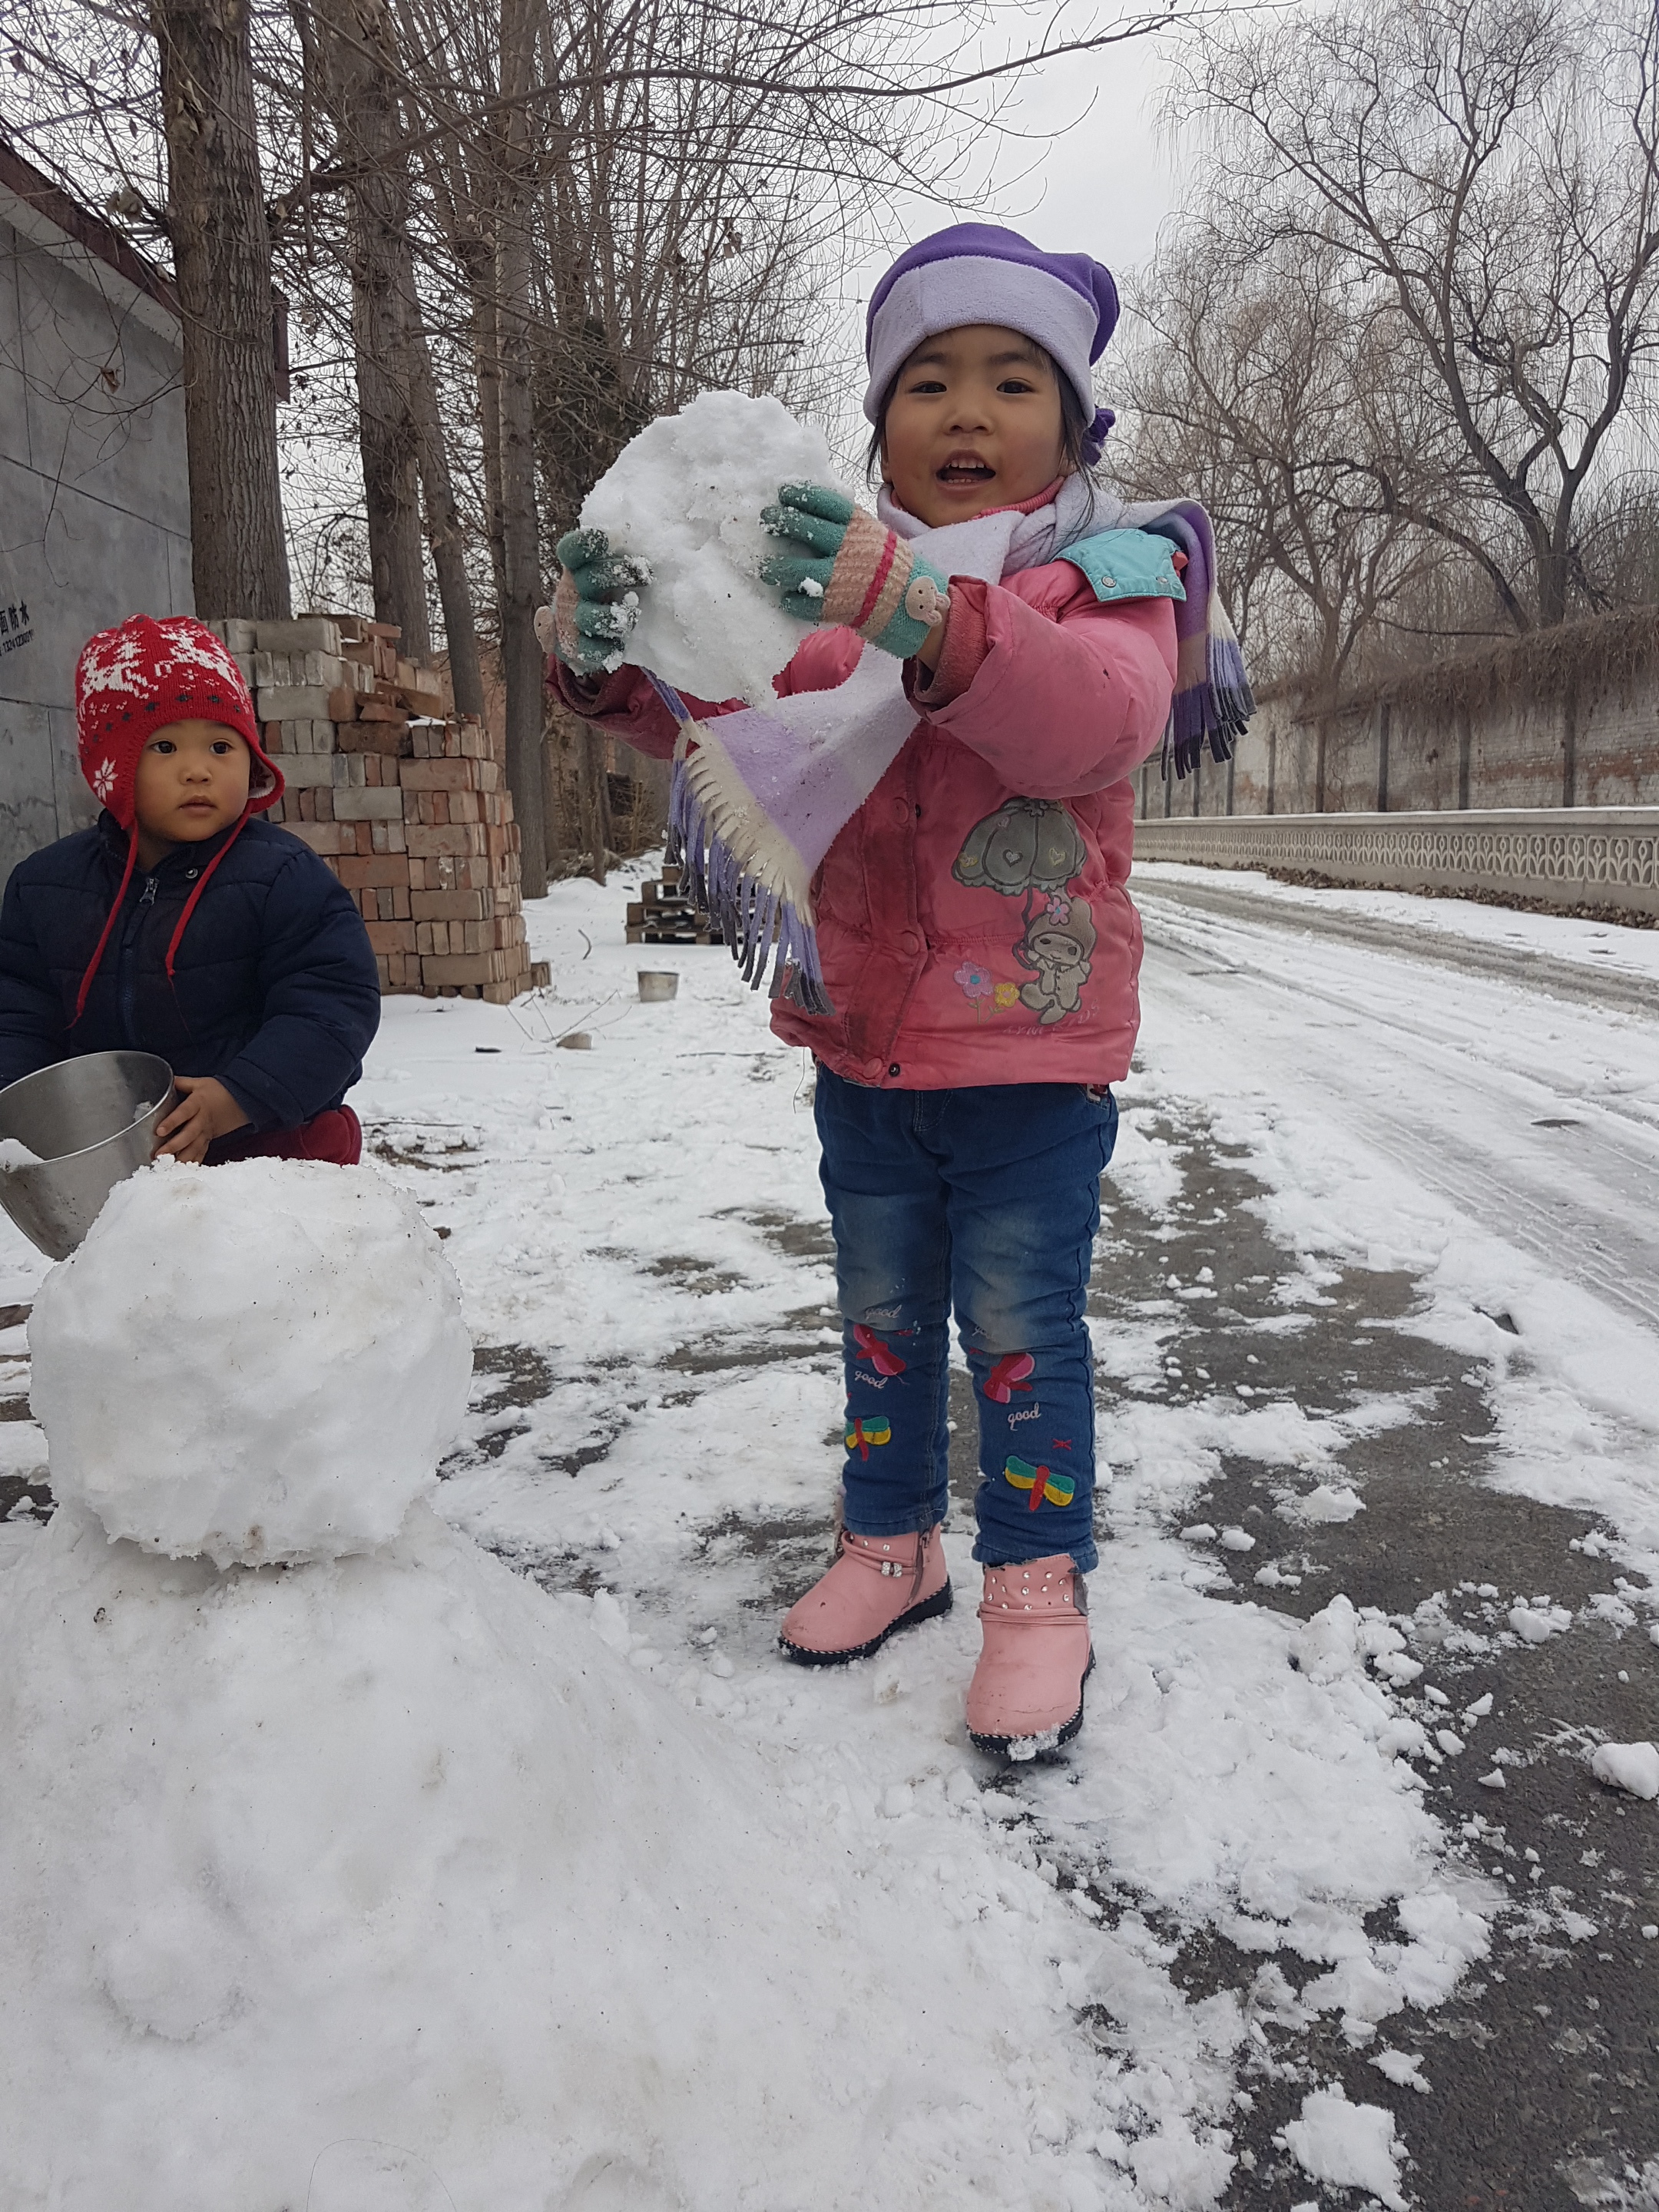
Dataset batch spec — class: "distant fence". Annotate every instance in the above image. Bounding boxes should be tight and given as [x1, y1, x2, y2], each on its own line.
[1131, 807, 1659, 919]
[1135, 604, 1659, 824]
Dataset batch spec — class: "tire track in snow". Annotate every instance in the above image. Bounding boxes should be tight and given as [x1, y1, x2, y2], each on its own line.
[1134, 882, 1659, 1335]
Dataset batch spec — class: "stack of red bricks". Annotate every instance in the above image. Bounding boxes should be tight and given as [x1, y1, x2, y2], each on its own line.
[205, 611, 548, 1004]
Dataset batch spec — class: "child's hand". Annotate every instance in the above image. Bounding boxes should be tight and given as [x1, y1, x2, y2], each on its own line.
[759, 482, 952, 661]
[153, 1076, 250, 1164]
[545, 528, 653, 676]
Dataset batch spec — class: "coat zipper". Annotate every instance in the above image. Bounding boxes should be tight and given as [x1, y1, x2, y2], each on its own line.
[118, 874, 159, 1046]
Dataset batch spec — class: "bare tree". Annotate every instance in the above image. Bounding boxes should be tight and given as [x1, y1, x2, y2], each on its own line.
[148, 0, 293, 618]
[1117, 222, 1443, 690]
[1180, 0, 1659, 630]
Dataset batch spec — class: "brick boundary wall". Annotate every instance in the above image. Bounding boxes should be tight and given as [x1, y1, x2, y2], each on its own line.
[1131, 807, 1659, 919]
[206, 613, 548, 1002]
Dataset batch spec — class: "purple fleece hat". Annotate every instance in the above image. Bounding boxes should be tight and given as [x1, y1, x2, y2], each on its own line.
[863, 223, 1120, 459]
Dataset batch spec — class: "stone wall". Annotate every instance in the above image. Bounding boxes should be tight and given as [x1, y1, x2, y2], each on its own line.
[1136, 608, 1659, 823]
[0, 145, 191, 889]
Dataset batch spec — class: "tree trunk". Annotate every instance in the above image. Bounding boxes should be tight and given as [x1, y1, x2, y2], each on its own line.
[408, 310, 484, 716]
[151, 0, 290, 619]
[493, 4, 548, 898]
[311, 0, 428, 654]
[577, 724, 611, 883]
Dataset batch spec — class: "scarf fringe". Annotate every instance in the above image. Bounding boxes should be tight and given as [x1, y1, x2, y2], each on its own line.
[1164, 628, 1257, 780]
[667, 721, 833, 1015]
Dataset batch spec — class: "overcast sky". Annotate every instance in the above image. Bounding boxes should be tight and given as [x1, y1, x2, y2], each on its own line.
[816, 15, 1184, 456]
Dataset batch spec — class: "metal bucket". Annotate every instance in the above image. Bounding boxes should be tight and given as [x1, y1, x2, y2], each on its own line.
[637, 971, 680, 1003]
[0, 1051, 177, 1261]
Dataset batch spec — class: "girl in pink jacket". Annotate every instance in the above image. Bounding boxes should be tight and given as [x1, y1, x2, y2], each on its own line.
[548, 224, 1248, 1758]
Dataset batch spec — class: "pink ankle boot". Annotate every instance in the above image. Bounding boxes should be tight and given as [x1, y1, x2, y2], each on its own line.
[779, 1525, 952, 1665]
[966, 1555, 1093, 1756]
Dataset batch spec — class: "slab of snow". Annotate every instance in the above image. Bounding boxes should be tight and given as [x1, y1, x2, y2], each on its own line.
[28, 1160, 472, 1567]
[1290, 1482, 1366, 1523]
[1591, 1740, 1659, 1799]
[1137, 858, 1659, 986]
[580, 389, 836, 704]
[1132, 878, 1659, 1568]
[1508, 1602, 1572, 1645]
[1282, 2085, 1407, 2210]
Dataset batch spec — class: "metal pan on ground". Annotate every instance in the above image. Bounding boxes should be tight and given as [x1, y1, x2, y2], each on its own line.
[0, 1051, 177, 1261]
[636, 972, 680, 1003]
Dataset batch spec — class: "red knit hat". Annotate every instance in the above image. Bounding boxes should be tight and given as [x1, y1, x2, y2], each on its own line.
[71, 615, 286, 1019]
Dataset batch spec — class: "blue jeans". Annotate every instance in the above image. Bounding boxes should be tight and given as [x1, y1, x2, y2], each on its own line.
[814, 1069, 1117, 1571]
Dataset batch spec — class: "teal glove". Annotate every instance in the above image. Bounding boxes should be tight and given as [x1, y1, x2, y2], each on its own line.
[547, 527, 653, 676]
[760, 482, 952, 660]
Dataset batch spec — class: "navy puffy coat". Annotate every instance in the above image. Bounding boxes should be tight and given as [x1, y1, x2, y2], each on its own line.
[0, 813, 381, 1129]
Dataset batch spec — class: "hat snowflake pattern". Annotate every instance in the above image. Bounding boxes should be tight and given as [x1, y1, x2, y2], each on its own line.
[74, 614, 280, 830]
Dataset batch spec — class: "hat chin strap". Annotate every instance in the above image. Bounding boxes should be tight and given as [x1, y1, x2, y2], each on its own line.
[164, 804, 255, 983]
[72, 825, 139, 1025]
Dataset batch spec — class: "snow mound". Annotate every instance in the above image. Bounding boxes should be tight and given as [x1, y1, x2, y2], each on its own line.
[0, 1505, 1119, 2209]
[1591, 1740, 1659, 1800]
[1282, 2085, 1407, 2209]
[580, 389, 836, 704]
[28, 1160, 472, 1566]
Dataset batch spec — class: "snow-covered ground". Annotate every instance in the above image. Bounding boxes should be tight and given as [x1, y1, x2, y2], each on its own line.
[2, 857, 1655, 2208]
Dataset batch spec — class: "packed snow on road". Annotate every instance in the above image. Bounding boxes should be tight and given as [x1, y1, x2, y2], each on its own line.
[0, 859, 1654, 2210]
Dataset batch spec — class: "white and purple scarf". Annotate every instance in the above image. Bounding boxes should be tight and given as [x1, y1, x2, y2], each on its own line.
[657, 475, 1250, 1012]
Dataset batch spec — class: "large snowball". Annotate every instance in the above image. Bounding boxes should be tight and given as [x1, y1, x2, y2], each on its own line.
[580, 388, 836, 704]
[29, 1159, 472, 1566]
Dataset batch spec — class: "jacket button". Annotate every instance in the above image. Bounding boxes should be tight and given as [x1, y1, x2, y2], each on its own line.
[892, 797, 910, 824]
[863, 1058, 882, 1078]
[899, 929, 922, 957]
[888, 1063, 901, 1078]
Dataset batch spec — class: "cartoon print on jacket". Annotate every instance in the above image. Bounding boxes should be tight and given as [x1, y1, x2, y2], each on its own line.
[952, 797, 1086, 896]
[1014, 892, 1096, 1026]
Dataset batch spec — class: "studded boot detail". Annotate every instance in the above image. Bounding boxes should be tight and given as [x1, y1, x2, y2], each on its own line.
[966, 1554, 1093, 1756]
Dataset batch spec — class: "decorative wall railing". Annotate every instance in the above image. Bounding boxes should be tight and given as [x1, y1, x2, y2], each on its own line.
[1131, 808, 1659, 919]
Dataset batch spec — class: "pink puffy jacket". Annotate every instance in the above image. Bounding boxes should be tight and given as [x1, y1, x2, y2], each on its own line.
[555, 561, 1176, 1090]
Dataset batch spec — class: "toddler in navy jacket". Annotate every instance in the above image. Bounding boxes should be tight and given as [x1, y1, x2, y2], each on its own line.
[0, 615, 380, 1164]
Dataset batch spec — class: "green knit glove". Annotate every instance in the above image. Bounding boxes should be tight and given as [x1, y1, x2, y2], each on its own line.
[548, 527, 653, 675]
[760, 483, 952, 660]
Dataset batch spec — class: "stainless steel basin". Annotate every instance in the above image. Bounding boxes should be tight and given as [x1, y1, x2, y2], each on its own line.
[0, 1051, 177, 1260]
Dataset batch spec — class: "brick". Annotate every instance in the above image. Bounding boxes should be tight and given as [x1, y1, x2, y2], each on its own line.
[336, 721, 409, 757]
[406, 823, 487, 857]
[366, 920, 417, 955]
[258, 684, 334, 722]
[256, 616, 343, 657]
[336, 855, 412, 890]
[410, 889, 491, 921]
[399, 757, 482, 791]
[333, 786, 402, 820]
[420, 951, 512, 985]
[329, 754, 368, 788]
[358, 700, 409, 725]
[283, 821, 354, 855]
[280, 754, 334, 787]
[369, 821, 408, 853]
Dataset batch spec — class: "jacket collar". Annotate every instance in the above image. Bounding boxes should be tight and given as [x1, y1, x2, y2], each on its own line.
[97, 809, 247, 881]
